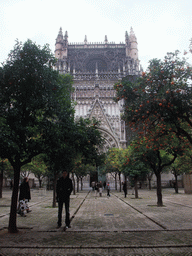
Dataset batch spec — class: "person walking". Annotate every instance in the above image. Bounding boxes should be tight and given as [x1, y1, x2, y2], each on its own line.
[98, 181, 103, 197]
[18, 177, 31, 216]
[103, 181, 106, 190]
[106, 182, 110, 197]
[95, 182, 99, 197]
[123, 181, 127, 198]
[56, 170, 73, 230]
[91, 181, 95, 191]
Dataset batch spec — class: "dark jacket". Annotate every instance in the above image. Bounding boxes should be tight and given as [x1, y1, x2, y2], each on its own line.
[19, 181, 31, 201]
[56, 175, 73, 202]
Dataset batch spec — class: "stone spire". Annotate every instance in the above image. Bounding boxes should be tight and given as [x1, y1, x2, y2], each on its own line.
[129, 27, 138, 61]
[63, 31, 68, 47]
[84, 35, 87, 44]
[56, 27, 63, 43]
[104, 35, 108, 44]
[125, 31, 129, 45]
[129, 27, 137, 41]
[59, 27, 63, 36]
[55, 28, 68, 70]
[125, 31, 129, 57]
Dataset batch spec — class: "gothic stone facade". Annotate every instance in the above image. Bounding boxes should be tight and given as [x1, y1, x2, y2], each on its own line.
[55, 28, 142, 151]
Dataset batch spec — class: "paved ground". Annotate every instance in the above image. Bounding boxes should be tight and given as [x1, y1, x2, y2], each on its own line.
[0, 187, 192, 255]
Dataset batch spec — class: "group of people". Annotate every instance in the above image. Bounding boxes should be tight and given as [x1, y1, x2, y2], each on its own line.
[18, 172, 134, 231]
[18, 171, 73, 231]
[91, 181, 111, 197]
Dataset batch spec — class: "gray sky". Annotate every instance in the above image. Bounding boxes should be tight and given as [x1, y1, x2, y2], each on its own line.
[1, 0, 192, 70]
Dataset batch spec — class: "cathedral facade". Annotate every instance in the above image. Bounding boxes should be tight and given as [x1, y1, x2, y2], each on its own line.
[54, 28, 142, 151]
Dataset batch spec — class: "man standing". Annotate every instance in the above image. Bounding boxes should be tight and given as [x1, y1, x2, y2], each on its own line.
[56, 170, 73, 230]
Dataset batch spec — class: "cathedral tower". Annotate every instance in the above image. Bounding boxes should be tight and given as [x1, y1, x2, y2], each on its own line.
[55, 28, 142, 151]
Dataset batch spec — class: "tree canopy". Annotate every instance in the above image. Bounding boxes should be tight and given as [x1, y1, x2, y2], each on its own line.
[115, 51, 192, 145]
[0, 40, 75, 233]
[114, 50, 192, 205]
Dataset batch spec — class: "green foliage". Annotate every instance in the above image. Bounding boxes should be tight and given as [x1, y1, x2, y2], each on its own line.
[114, 51, 192, 145]
[123, 132, 183, 177]
[0, 39, 61, 168]
[0, 158, 14, 179]
[74, 117, 104, 167]
[171, 148, 192, 176]
[121, 143, 148, 180]
[22, 154, 47, 180]
[73, 159, 95, 179]
[104, 148, 123, 173]
[0, 39, 76, 232]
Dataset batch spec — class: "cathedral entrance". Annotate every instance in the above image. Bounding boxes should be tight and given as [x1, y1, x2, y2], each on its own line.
[55, 28, 142, 186]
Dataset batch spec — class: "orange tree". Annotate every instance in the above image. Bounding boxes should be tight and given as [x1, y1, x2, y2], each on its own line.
[114, 51, 192, 204]
[104, 148, 124, 191]
[121, 146, 148, 198]
[114, 51, 192, 145]
[125, 128, 185, 206]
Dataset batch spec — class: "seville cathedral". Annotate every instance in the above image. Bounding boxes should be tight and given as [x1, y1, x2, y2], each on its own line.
[54, 27, 142, 151]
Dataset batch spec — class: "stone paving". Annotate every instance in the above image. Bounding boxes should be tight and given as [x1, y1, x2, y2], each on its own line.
[0, 187, 192, 255]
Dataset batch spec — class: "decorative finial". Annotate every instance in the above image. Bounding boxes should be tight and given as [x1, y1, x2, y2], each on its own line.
[130, 27, 134, 35]
[64, 31, 68, 40]
[56, 27, 63, 41]
[105, 35, 108, 44]
[129, 27, 137, 41]
[59, 27, 63, 36]
[84, 35, 87, 44]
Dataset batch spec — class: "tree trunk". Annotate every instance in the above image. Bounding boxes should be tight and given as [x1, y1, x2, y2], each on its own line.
[156, 171, 163, 207]
[174, 175, 179, 194]
[134, 177, 138, 199]
[8, 164, 20, 233]
[52, 173, 58, 208]
[115, 173, 117, 190]
[148, 172, 153, 190]
[0, 161, 4, 198]
[72, 172, 76, 195]
[148, 178, 152, 190]
[0, 170, 3, 198]
[80, 177, 83, 191]
[77, 177, 79, 192]
[39, 178, 42, 188]
[119, 172, 122, 192]
[47, 176, 50, 190]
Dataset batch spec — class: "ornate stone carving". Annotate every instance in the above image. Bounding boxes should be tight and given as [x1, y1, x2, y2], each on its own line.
[55, 28, 142, 150]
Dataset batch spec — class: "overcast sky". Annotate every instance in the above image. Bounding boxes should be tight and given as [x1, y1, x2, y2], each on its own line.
[1, 0, 192, 71]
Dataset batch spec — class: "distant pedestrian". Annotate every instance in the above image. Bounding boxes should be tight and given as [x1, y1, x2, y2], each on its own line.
[91, 181, 96, 191]
[103, 181, 106, 190]
[56, 170, 73, 230]
[106, 182, 110, 197]
[95, 182, 99, 196]
[98, 181, 103, 197]
[18, 177, 31, 215]
[123, 181, 127, 198]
